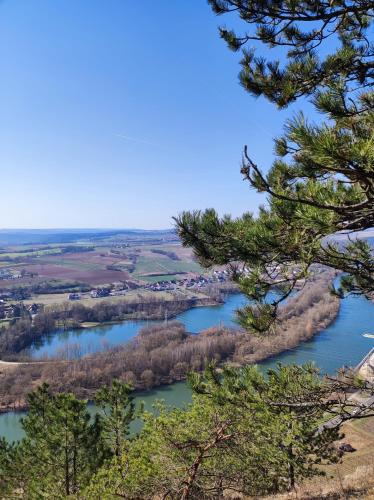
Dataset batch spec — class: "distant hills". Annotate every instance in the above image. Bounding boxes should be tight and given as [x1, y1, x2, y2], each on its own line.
[0, 229, 176, 246]
[1, 228, 371, 248]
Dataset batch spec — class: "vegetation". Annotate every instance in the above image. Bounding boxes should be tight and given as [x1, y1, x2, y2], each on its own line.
[0, 381, 133, 498]
[1, 3, 374, 497]
[0, 274, 339, 409]
[94, 380, 135, 458]
[132, 255, 201, 282]
[27, 279, 91, 295]
[0, 236, 186, 293]
[0, 367, 373, 498]
[176, 0, 374, 333]
[86, 364, 345, 498]
[151, 248, 181, 260]
[0, 295, 218, 358]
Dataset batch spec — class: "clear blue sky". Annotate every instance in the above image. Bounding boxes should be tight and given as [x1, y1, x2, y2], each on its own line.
[0, 0, 304, 229]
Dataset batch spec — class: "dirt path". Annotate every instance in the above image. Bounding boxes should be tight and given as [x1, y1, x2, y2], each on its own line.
[0, 359, 25, 368]
[0, 359, 53, 372]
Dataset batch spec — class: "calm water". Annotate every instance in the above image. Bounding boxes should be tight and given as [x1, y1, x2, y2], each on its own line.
[30, 293, 249, 358]
[0, 382, 192, 443]
[1, 291, 374, 442]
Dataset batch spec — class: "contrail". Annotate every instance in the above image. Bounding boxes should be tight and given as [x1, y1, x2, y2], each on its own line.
[115, 134, 155, 146]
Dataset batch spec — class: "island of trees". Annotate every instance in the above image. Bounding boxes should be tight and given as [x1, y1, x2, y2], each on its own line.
[0, 293, 220, 359]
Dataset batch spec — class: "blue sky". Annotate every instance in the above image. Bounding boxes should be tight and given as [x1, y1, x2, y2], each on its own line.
[0, 0, 305, 229]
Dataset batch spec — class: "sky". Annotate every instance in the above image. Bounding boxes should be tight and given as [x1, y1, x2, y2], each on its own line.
[0, 0, 308, 229]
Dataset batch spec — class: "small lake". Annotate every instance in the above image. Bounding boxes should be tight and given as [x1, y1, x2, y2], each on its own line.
[30, 293, 250, 359]
[1, 290, 374, 442]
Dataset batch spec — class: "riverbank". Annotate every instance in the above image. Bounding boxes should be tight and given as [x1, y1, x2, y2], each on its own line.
[0, 274, 340, 412]
[54, 298, 222, 330]
[77, 298, 223, 328]
[4, 273, 374, 450]
[0, 295, 223, 361]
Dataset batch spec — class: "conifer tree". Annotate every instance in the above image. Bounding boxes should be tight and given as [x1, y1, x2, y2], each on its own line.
[19, 385, 96, 497]
[0, 382, 136, 498]
[95, 379, 135, 458]
[175, 0, 374, 333]
[86, 364, 351, 498]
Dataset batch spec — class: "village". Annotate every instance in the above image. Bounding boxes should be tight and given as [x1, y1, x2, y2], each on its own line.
[0, 269, 231, 321]
[68, 269, 230, 300]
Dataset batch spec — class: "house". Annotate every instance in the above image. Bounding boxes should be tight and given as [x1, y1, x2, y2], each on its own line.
[90, 288, 110, 298]
[27, 303, 39, 314]
[68, 293, 80, 300]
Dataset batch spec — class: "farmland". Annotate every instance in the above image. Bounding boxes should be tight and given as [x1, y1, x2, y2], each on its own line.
[17, 245, 202, 286]
[132, 253, 202, 282]
[0, 230, 211, 308]
[22, 287, 209, 308]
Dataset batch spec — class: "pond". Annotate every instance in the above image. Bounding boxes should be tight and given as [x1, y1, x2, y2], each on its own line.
[30, 293, 250, 358]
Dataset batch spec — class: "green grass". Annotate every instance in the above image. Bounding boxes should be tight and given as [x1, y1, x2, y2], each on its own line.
[0, 243, 97, 262]
[39, 257, 101, 271]
[0, 247, 63, 260]
[132, 256, 202, 282]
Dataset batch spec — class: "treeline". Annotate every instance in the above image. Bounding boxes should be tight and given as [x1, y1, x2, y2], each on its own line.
[0, 244, 93, 263]
[0, 295, 217, 357]
[0, 275, 339, 408]
[29, 279, 91, 295]
[151, 248, 181, 260]
[0, 279, 91, 300]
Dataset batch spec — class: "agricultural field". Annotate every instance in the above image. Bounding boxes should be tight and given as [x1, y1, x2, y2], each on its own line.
[22, 251, 131, 285]
[22, 287, 208, 308]
[0, 230, 210, 305]
[132, 247, 202, 282]
[0, 247, 63, 259]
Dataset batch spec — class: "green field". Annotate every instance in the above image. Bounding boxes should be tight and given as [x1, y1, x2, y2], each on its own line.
[0, 247, 63, 260]
[132, 255, 202, 282]
[40, 257, 101, 271]
[0, 239, 205, 293]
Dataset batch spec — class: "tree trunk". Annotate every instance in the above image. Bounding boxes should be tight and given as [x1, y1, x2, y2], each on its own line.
[288, 444, 295, 490]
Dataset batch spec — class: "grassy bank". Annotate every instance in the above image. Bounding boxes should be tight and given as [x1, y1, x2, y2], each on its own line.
[265, 416, 374, 499]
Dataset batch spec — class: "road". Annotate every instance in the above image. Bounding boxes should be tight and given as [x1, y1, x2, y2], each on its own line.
[317, 348, 374, 433]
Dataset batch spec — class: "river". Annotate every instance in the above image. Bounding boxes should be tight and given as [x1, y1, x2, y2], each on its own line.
[1, 291, 374, 442]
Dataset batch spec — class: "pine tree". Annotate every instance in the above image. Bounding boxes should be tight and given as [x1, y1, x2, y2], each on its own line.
[18, 385, 96, 497]
[95, 379, 135, 458]
[85, 364, 346, 498]
[189, 363, 343, 492]
[175, 0, 374, 333]
[208, 1, 374, 107]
